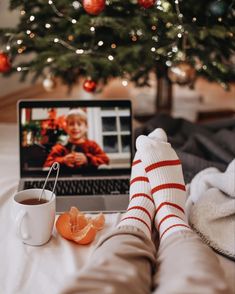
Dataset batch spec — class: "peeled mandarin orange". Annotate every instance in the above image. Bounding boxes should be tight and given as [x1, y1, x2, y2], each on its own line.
[55, 206, 105, 245]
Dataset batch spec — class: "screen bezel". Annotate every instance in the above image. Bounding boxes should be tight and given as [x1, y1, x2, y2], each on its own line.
[18, 99, 132, 178]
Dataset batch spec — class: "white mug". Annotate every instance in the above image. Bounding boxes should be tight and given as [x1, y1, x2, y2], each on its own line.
[12, 188, 56, 246]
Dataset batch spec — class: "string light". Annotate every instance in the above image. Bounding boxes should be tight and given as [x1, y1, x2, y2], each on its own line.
[151, 47, 156, 52]
[111, 43, 117, 49]
[47, 57, 53, 63]
[29, 15, 35, 21]
[151, 25, 157, 31]
[45, 23, 51, 28]
[177, 51, 185, 59]
[16, 66, 28, 72]
[76, 49, 84, 54]
[166, 61, 172, 67]
[6, 45, 11, 51]
[177, 33, 182, 38]
[152, 36, 158, 42]
[122, 80, 128, 87]
[20, 10, 26, 15]
[68, 35, 74, 41]
[26, 30, 31, 35]
[108, 55, 114, 61]
[29, 33, 35, 38]
[72, 1, 81, 9]
[136, 29, 143, 36]
[17, 39, 23, 45]
[98, 41, 104, 46]
[218, 17, 222, 22]
[71, 19, 77, 24]
[90, 26, 95, 32]
[202, 65, 207, 70]
[192, 17, 197, 22]
[54, 38, 59, 43]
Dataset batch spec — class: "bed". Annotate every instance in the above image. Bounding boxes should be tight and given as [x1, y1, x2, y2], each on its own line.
[0, 123, 234, 294]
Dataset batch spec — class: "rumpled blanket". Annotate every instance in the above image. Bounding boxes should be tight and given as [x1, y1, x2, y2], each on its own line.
[186, 160, 235, 261]
[135, 114, 235, 183]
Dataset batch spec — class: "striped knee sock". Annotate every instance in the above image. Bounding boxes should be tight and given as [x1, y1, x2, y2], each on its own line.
[136, 128, 191, 242]
[118, 153, 155, 239]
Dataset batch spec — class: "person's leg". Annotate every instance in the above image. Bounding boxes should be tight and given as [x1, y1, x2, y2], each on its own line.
[137, 129, 230, 294]
[60, 227, 156, 294]
[60, 146, 157, 294]
[154, 231, 230, 294]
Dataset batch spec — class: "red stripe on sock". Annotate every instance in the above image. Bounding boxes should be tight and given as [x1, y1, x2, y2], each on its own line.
[156, 202, 185, 214]
[130, 176, 149, 185]
[151, 183, 186, 194]
[145, 160, 181, 173]
[157, 214, 183, 231]
[131, 193, 154, 204]
[127, 206, 152, 220]
[120, 216, 151, 232]
[160, 224, 190, 240]
[132, 159, 141, 166]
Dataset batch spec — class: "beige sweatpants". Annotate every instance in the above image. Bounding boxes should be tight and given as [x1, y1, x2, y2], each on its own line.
[60, 226, 230, 294]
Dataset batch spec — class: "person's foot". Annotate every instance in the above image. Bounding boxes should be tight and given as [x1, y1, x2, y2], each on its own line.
[118, 151, 155, 239]
[136, 128, 190, 241]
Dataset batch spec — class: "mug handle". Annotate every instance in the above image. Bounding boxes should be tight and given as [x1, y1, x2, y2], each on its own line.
[16, 210, 29, 240]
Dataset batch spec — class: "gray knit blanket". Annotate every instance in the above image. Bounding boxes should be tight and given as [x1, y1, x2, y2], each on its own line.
[186, 160, 235, 261]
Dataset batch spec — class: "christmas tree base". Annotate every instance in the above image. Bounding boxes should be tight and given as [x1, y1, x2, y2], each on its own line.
[156, 75, 173, 114]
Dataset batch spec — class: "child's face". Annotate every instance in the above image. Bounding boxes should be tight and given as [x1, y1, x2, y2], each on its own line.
[66, 115, 87, 141]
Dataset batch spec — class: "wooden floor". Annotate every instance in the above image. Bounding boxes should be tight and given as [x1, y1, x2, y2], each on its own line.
[0, 77, 234, 123]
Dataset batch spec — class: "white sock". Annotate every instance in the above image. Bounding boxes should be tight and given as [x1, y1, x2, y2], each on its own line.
[136, 128, 191, 241]
[118, 152, 155, 239]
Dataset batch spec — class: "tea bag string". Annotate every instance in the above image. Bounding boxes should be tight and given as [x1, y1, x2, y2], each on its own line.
[39, 162, 60, 201]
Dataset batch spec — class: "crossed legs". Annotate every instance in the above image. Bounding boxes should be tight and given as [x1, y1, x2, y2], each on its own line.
[60, 129, 230, 294]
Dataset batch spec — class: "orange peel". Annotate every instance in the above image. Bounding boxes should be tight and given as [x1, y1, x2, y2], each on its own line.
[56, 206, 105, 245]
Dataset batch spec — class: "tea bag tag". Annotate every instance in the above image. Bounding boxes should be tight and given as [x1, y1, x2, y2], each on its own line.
[39, 162, 60, 201]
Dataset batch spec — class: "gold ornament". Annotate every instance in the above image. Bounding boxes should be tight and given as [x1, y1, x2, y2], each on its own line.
[168, 62, 196, 85]
[42, 75, 56, 91]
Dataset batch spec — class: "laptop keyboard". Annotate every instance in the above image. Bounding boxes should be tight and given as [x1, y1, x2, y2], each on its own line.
[24, 179, 130, 196]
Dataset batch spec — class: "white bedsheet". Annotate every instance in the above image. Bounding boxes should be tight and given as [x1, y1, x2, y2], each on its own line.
[0, 124, 122, 294]
[0, 124, 234, 294]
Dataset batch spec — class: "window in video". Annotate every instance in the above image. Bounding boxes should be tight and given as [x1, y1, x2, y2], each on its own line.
[20, 106, 131, 173]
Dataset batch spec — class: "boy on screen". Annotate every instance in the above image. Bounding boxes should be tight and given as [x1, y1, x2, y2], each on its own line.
[44, 108, 109, 171]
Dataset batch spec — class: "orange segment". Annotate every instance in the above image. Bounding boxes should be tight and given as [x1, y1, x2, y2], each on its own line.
[91, 213, 105, 230]
[72, 223, 97, 245]
[56, 213, 73, 240]
[69, 206, 80, 228]
[75, 213, 88, 230]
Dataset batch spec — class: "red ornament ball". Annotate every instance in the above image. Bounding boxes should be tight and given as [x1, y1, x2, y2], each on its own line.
[138, 0, 156, 9]
[83, 79, 97, 92]
[0, 52, 11, 73]
[83, 0, 105, 15]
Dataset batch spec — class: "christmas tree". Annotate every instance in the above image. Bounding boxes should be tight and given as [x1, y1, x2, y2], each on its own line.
[0, 0, 234, 111]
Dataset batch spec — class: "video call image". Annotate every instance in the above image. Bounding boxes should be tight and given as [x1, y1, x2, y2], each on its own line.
[21, 106, 132, 173]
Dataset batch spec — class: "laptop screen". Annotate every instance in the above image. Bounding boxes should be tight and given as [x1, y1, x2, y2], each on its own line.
[19, 100, 132, 177]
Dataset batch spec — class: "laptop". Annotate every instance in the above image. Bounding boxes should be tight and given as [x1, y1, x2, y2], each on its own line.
[17, 99, 132, 213]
